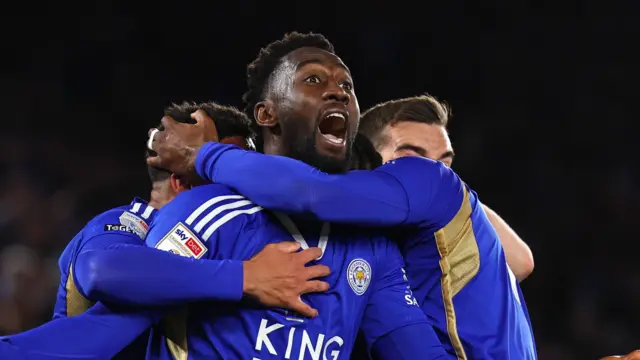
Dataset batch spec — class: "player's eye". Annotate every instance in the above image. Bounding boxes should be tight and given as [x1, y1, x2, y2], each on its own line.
[396, 148, 422, 158]
[405, 150, 421, 157]
[340, 81, 353, 91]
[304, 75, 321, 84]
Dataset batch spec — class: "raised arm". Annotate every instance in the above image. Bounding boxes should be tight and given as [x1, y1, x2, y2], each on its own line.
[146, 113, 463, 228]
[196, 142, 410, 225]
[195, 142, 461, 227]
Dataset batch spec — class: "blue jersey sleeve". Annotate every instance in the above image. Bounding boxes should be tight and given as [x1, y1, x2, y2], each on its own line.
[73, 230, 243, 306]
[371, 323, 451, 360]
[72, 219, 146, 302]
[195, 142, 463, 229]
[359, 240, 443, 355]
[0, 341, 37, 359]
[54, 208, 149, 318]
[0, 302, 157, 359]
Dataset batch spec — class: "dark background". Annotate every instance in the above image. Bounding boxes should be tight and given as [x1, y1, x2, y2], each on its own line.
[1, 2, 638, 359]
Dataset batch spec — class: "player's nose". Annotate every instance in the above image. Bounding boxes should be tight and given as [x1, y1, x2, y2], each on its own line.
[322, 83, 350, 105]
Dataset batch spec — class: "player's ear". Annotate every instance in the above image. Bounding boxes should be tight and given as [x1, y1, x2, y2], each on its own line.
[255, 100, 277, 128]
[169, 173, 191, 193]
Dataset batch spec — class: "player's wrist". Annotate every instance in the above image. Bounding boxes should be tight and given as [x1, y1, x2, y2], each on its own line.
[241, 260, 257, 297]
[194, 142, 218, 182]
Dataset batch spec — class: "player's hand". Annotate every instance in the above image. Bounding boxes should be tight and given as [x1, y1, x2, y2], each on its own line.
[146, 109, 218, 177]
[602, 350, 640, 359]
[242, 241, 330, 318]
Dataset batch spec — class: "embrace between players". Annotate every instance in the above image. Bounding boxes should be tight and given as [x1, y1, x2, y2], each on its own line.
[0, 32, 546, 359]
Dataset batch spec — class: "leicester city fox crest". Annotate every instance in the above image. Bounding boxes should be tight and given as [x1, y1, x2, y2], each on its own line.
[347, 258, 371, 295]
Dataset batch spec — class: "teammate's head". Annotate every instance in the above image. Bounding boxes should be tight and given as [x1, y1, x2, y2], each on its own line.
[359, 94, 454, 166]
[349, 133, 382, 171]
[243, 32, 359, 174]
[145, 101, 254, 208]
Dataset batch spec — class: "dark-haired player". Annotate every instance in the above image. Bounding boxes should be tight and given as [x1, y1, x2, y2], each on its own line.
[146, 33, 449, 359]
[359, 94, 534, 282]
[241, 33, 357, 173]
[148, 36, 536, 359]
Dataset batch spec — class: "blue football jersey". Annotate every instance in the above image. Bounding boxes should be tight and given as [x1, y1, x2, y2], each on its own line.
[53, 198, 157, 359]
[191, 143, 538, 360]
[144, 184, 427, 360]
[54, 198, 156, 318]
[377, 158, 536, 360]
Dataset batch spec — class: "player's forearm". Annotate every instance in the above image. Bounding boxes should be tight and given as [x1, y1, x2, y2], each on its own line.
[195, 142, 409, 226]
[0, 341, 67, 360]
[0, 302, 155, 359]
[371, 323, 451, 360]
[74, 243, 243, 305]
[0, 341, 39, 359]
[482, 204, 534, 281]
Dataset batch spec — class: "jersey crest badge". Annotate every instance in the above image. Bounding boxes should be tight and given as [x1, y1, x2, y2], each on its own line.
[155, 222, 207, 259]
[347, 258, 372, 296]
[119, 212, 149, 239]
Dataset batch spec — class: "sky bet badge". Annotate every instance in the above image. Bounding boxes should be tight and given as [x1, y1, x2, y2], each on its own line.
[155, 222, 207, 259]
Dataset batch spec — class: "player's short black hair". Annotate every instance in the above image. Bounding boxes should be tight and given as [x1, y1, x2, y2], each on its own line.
[359, 94, 451, 149]
[350, 133, 383, 171]
[146, 101, 255, 183]
[242, 32, 335, 150]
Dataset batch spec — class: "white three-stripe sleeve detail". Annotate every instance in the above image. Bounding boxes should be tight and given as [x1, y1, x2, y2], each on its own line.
[185, 195, 245, 226]
[140, 205, 154, 219]
[193, 200, 254, 232]
[202, 206, 263, 241]
[130, 203, 142, 214]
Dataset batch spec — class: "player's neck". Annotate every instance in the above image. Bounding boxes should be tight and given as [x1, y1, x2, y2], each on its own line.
[148, 193, 164, 210]
[261, 138, 284, 157]
[148, 196, 163, 210]
[149, 181, 173, 210]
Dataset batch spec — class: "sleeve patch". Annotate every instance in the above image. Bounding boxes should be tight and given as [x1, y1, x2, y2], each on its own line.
[104, 224, 137, 234]
[155, 222, 207, 259]
[119, 212, 149, 239]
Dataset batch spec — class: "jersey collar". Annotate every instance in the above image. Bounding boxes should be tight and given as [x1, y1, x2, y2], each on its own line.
[128, 197, 157, 222]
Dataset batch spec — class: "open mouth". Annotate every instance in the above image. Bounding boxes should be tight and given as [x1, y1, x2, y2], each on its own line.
[318, 111, 347, 146]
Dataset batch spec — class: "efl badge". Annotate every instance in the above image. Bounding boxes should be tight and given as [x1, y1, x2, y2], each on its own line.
[119, 212, 149, 239]
[155, 223, 207, 259]
[347, 258, 372, 296]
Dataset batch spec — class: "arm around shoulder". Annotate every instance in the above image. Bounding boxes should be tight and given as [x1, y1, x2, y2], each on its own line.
[483, 204, 534, 281]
